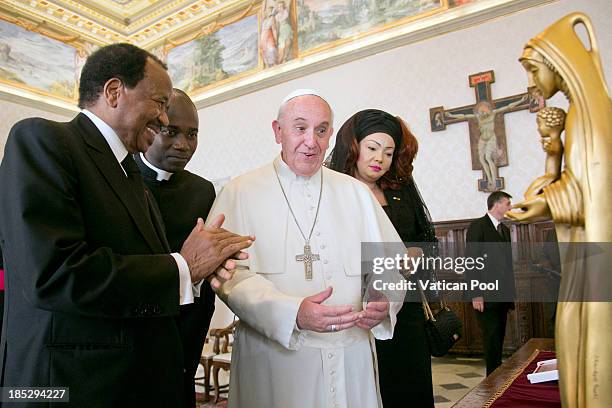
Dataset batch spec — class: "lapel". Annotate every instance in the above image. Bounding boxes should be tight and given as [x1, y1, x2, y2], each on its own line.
[73, 113, 165, 253]
[133, 154, 171, 252]
[483, 214, 504, 242]
[500, 223, 510, 242]
[145, 190, 171, 252]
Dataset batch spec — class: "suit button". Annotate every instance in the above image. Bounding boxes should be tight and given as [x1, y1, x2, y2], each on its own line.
[144, 304, 155, 316]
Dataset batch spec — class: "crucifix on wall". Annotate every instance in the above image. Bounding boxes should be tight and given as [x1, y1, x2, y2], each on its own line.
[429, 70, 544, 192]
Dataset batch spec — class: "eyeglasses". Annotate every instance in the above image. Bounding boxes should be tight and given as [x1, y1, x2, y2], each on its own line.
[159, 126, 198, 140]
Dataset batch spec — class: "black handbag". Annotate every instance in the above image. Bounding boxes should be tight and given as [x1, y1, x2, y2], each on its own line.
[419, 287, 462, 357]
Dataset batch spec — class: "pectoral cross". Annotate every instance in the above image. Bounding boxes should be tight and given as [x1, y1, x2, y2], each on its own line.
[296, 243, 320, 280]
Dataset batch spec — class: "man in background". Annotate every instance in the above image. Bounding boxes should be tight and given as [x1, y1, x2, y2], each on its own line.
[466, 191, 516, 375]
[135, 88, 216, 407]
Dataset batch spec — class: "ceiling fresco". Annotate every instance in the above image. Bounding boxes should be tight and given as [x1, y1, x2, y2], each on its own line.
[0, 0, 547, 110]
[0, 0, 250, 47]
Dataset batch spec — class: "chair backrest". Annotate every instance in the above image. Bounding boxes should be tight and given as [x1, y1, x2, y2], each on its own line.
[209, 319, 238, 354]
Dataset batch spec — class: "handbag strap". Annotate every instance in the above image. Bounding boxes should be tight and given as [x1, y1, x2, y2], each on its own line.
[418, 280, 453, 322]
[418, 284, 436, 321]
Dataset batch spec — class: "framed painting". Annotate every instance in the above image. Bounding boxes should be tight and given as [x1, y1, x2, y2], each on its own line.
[0, 18, 78, 102]
[298, 0, 446, 55]
[0, 0, 551, 111]
[168, 12, 259, 94]
[259, 0, 298, 68]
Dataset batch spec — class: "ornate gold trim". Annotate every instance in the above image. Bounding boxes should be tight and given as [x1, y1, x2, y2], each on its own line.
[482, 349, 542, 408]
[143, 0, 256, 50]
[164, 2, 256, 51]
[299, 0, 449, 58]
[0, 82, 79, 115]
[164, 5, 261, 95]
[0, 0, 558, 110]
[0, 15, 80, 43]
[0, 78, 76, 104]
[1, 0, 126, 44]
[190, 0, 556, 108]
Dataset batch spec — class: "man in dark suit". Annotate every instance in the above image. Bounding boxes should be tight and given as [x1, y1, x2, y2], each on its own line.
[135, 89, 216, 407]
[0, 43, 252, 407]
[466, 191, 516, 376]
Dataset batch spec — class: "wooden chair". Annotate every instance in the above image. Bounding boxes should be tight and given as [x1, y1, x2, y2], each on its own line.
[196, 341, 215, 402]
[200, 320, 238, 403]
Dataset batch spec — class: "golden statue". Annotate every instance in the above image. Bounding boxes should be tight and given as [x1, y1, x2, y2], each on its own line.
[524, 107, 566, 198]
[507, 12, 612, 407]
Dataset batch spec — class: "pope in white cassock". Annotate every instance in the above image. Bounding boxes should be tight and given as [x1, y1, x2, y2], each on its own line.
[207, 89, 405, 408]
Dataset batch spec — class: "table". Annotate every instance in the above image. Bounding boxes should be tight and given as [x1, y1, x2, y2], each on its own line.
[453, 338, 557, 407]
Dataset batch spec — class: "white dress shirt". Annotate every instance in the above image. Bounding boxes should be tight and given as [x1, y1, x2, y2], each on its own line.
[487, 212, 501, 229]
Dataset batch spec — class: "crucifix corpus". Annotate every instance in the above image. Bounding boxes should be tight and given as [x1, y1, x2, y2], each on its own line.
[429, 70, 544, 192]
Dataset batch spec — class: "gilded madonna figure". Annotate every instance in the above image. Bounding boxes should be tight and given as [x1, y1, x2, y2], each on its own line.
[507, 13, 612, 408]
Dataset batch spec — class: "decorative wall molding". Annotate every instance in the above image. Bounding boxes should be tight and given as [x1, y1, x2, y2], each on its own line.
[0, 83, 78, 116]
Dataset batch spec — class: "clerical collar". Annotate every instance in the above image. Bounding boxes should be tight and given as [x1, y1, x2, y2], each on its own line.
[274, 154, 323, 184]
[82, 109, 128, 166]
[139, 153, 173, 181]
[487, 212, 500, 229]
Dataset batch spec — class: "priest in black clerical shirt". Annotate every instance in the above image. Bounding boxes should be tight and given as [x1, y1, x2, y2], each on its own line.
[135, 88, 216, 408]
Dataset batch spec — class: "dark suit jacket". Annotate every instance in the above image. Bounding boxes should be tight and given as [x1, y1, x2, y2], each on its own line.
[0, 114, 184, 407]
[465, 214, 516, 306]
[383, 186, 421, 245]
[135, 154, 216, 407]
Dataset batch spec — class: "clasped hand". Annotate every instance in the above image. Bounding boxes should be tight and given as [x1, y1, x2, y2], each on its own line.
[180, 214, 255, 289]
[296, 286, 389, 333]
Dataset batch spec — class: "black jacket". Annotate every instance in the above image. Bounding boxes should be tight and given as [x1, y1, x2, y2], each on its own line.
[0, 114, 183, 407]
[465, 214, 516, 306]
[135, 154, 217, 408]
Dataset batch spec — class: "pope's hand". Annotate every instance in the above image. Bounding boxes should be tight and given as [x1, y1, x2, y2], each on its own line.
[356, 289, 389, 330]
[208, 259, 236, 290]
[296, 287, 363, 333]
